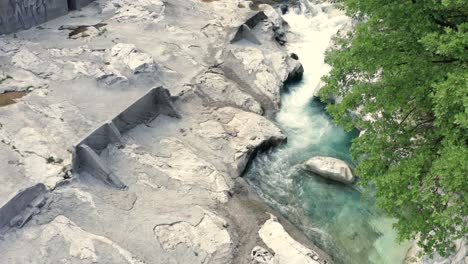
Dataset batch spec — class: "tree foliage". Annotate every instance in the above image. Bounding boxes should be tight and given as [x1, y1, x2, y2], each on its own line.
[320, 0, 468, 256]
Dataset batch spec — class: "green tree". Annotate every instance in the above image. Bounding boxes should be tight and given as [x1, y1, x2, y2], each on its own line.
[319, 0, 468, 256]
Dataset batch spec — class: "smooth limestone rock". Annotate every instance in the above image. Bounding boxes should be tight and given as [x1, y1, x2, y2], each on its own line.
[154, 210, 232, 264]
[120, 137, 230, 198]
[304, 156, 355, 184]
[196, 71, 263, 114]
[0, 1, 332, 263]
[216, 107, 286, 174]
[40, 215, 147, 263]
[227, 47, 284, 109]
[258, 215, 322, 264]
[12, 48, 60, 80]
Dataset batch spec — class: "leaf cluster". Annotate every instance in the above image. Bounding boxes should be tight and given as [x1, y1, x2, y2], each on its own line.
[320, 0, 468, 256]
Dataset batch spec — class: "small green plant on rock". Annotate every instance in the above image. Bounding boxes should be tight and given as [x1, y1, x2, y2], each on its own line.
[46, 156, 55, 164]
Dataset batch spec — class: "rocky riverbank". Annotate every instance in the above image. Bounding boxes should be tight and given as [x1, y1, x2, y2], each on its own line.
[0, 0, 333, 263]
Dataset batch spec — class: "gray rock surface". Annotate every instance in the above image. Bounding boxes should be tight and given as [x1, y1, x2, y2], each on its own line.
[304, 156, 355, 184]
[0, 0, 332, 263]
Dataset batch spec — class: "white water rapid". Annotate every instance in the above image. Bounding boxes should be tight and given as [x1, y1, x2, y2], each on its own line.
[245, 2, 411, 263]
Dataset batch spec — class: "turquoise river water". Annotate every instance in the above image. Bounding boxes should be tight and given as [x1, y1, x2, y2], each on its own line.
[245, 3, 411, 264]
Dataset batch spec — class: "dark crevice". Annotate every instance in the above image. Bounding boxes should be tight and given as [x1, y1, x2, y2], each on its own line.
[67, 0, 77, 11]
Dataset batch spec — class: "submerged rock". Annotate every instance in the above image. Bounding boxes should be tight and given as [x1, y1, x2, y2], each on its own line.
[304, 156, 355, 184]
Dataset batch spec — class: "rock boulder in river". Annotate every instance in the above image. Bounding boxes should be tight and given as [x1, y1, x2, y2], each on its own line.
[286, 61, 304, 83]
[304, 156, 355, 184]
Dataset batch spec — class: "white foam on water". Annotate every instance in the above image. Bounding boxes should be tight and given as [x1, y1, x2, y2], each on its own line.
[277, 3, 350, 149]
[246, 2, 411, 264]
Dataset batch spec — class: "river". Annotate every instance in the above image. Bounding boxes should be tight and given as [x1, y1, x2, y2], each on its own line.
[245, 2, 411, 263]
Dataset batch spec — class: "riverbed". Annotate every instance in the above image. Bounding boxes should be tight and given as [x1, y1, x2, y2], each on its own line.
[245, 3, 411, 264]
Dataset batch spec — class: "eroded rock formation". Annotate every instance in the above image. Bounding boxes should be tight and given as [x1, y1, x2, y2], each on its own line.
[0, 0, 325, 263]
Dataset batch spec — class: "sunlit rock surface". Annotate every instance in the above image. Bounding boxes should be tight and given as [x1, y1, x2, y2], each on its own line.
[304, 156, 355, 184]
[258, 215, 323, 264]
[0, 0, 327, 263]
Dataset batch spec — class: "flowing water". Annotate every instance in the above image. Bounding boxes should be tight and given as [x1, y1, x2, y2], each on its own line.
[245, 3, 410, 264]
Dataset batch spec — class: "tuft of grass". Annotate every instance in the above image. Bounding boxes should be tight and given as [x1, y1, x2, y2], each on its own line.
[46, 156, 55, 163]
[46, 156, 64, 164]
[98, 28, 108, 36]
